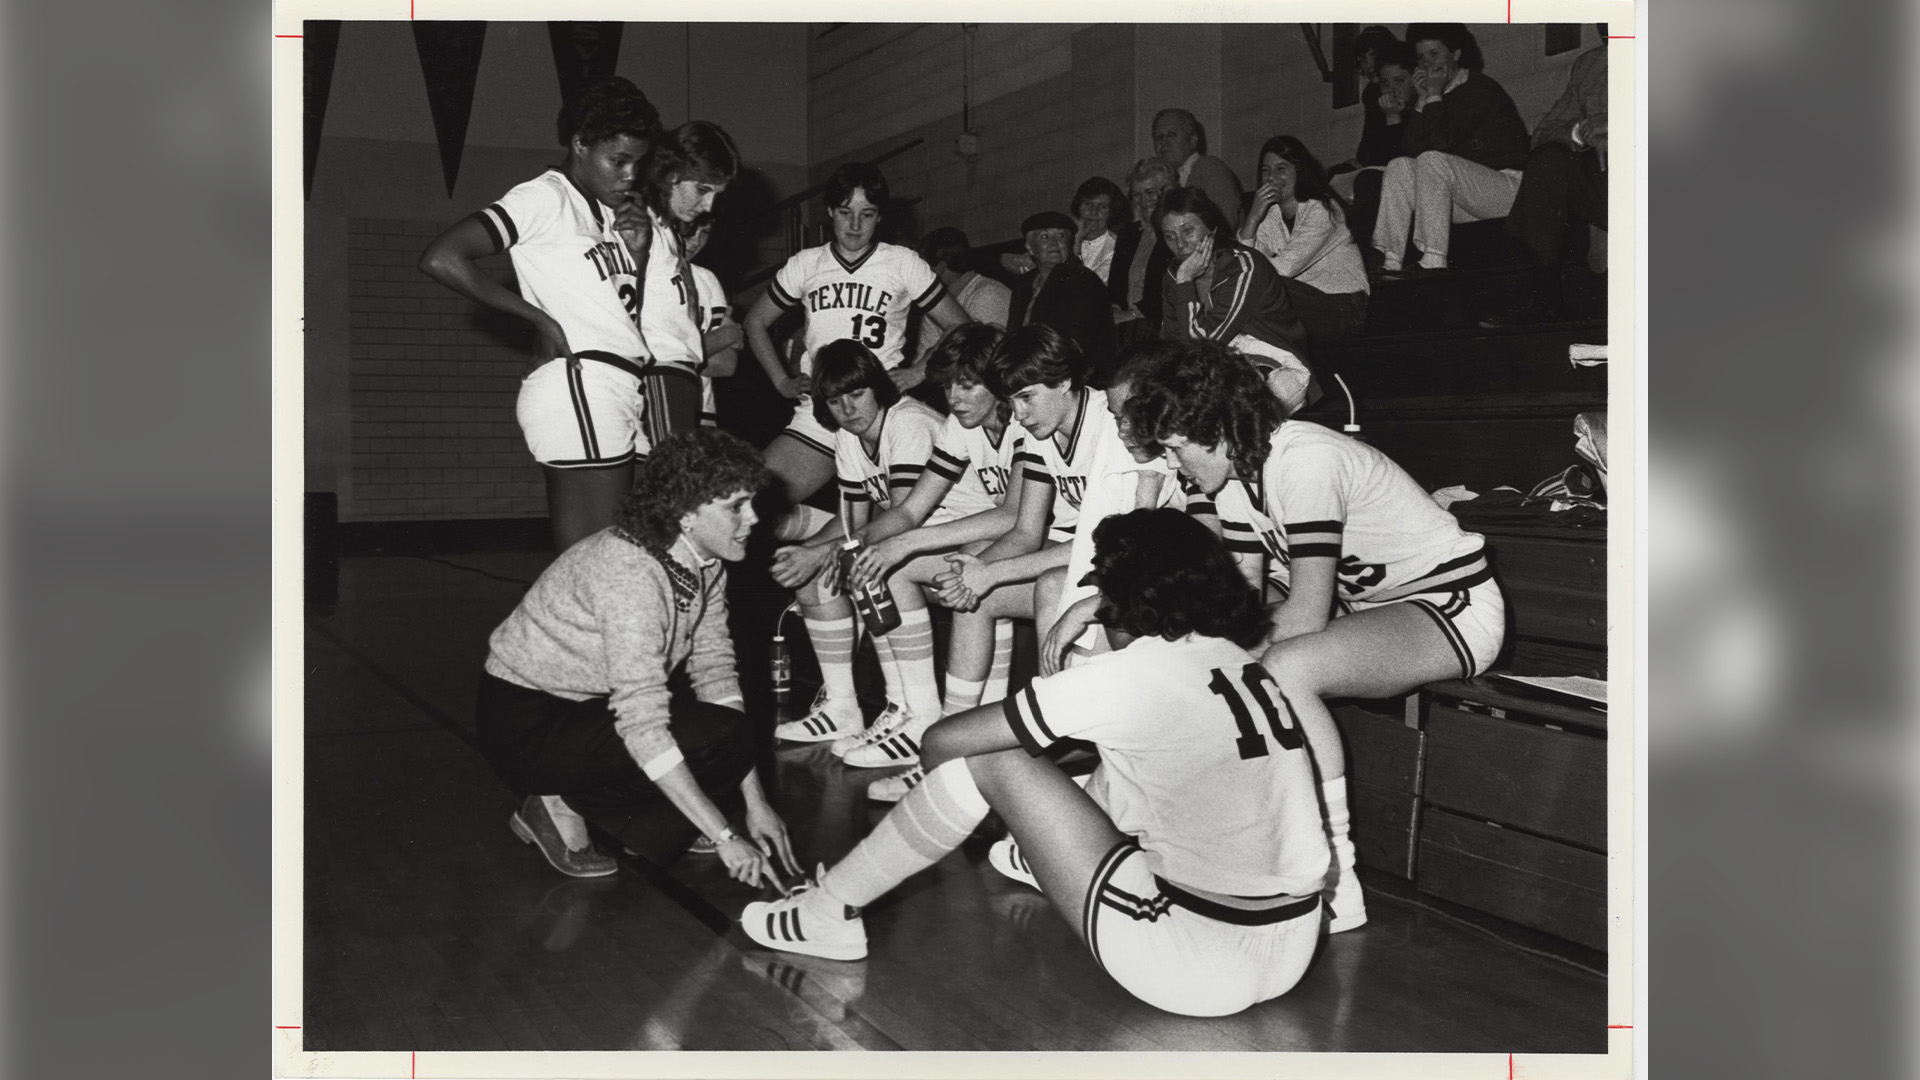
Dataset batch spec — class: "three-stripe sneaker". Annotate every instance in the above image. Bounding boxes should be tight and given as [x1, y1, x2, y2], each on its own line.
[866, 763, 925, 803]
[841, 708, 931, 768]
[987, 837, 1039, 889]
[829, 700, 905, 756]
[740, 871, 868, 961]
[774, 689, 864, 744]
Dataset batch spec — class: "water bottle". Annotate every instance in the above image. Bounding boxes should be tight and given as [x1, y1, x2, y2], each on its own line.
[769, 603, 796, 705]
[840, 539, 902, 636]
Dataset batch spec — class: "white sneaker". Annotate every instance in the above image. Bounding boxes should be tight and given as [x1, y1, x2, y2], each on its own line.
[740, 872, 868, 961]
[775, 689, 864, 744]
[1325, 862, 1368, 933]
[842, 708, 932, 768]
[987, 837, 1038, 889]
[866, 764, 924, 803]
[831, 701, 905, 756]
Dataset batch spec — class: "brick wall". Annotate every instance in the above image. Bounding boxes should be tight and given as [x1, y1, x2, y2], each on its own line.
[344, 218, 545, 521]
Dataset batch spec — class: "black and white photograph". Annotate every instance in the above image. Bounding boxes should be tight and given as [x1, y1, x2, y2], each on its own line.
[280, 5, 1638, 1074]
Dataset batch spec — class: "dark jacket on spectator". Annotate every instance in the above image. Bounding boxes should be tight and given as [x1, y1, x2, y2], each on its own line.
[1161, 241, 1309, 363]
[1531, 44, 1607, 148]
[1106, 220, 1172, 327]
[1355, 81, 1405, 167]
[1010, 261, 1119, 385]
[1403, 70, 1530, 172]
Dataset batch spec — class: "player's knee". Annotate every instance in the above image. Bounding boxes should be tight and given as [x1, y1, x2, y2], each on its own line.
[920, 717, 964, 771]
[1260, 639, 1328, 698]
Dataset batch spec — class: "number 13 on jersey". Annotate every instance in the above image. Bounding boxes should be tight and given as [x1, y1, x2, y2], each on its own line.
[1207, 663, 1306, 760]
[849, 313, 885, 348]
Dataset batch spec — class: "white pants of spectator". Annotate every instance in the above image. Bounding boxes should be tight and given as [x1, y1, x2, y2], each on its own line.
[1373, 151, 1524, 270]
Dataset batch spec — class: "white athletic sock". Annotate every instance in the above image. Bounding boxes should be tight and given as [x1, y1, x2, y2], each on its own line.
[1323, 776, 1356, 873]
[885, 607, 942, 720]
[820, 759, 991, 908]
[870, 624, 905, 710]
[803, 614, 860, 708]
[942, 675, 986, 716]
[982, 619, 1014, 705]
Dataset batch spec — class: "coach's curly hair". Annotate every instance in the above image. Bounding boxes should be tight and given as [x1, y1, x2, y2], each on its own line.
[1087, 508, 1268, 648]
[615, 429, 766, 549]
[1122, 340, 1285, 479]
[558, 77, 662, 150]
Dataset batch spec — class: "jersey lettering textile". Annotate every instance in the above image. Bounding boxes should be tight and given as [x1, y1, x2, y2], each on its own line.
[1014, 389, 1125, 542]
[833, 399, 959, 525]
[1211, 420, 1490, 603]
[474, 169, 647, 360]
[635, 209, 707, 375]
[1004, 634, 1330, 898]
[769, 242, 947, 376]
[924, 414, 1025, 520]
[688, 262, 730, 427]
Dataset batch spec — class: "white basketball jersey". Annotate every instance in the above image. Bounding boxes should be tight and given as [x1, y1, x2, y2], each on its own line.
[1014, 389, 1121, 543]
[476, 169, 646, 359]
[1004, 633, 1330, 899]
[833, 399, 957, 524]
[633, 209, 707, 375]
[1054, 416, 1178, 636]
[769, 242, 947, 376]
[688, 262, 729, 427]
[925, 413, 1025, 520]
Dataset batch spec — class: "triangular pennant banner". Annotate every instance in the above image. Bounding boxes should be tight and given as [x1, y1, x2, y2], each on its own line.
[303, 20, 342, 200]
[412, 22, 488, 197]
[548, 22, 625, 116]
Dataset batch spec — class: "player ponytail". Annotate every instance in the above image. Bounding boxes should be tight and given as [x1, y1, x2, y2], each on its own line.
[1087, 508, 1269, 648]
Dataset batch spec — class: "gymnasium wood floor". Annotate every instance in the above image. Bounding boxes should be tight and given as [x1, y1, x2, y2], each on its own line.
[302, 547, 1608, 1054]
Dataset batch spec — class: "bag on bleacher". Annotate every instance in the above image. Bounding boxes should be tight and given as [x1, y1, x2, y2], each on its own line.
[1526, 462, 1605, 511]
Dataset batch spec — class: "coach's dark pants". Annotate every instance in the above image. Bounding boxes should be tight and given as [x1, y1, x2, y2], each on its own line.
[1504, 143, 1607, 266]
[474, 672, 757, 862]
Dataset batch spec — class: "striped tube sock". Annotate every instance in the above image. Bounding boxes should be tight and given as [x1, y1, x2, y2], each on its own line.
[803, 614, 859, 707]
[819, 759, 991, 908]
[982, 619, 1015, 705]
[885, 607, 942, 720]
[870, 623, 905, 711]
[941, 675, 986, 716]
[1323, 777, 1357, 876]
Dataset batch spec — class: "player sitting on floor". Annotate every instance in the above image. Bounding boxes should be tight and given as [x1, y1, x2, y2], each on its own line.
[743, 508, 1330, 1019]
[1113, 341, 1508, 932]
[768, 340, 951, 753]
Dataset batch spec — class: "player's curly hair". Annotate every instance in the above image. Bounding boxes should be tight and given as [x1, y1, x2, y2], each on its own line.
[638, 121, 741, 224]
[1088, 508, 1269, 648]
[558, 77, 662, 150]
[1122, 340, 1284, 479]
[810, 339, 901, 432]
[924, 322, 1005, 389]
[614, 429, 766, 549]
[987, 323, 1090, 399]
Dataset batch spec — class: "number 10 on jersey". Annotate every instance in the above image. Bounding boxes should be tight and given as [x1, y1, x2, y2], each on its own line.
[1208, 664, 1306, 760]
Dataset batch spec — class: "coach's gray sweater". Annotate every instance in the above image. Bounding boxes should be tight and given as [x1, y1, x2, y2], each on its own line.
[484, 528, 743, 778]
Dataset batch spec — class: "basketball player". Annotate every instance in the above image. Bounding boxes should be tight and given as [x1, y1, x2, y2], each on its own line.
[683, 215, 738, 429]
[743, 509, 1329, 1019]
[1119, 341, 1508, 933]
[743, 162, 974, 509]
[418, 77, 660, 551]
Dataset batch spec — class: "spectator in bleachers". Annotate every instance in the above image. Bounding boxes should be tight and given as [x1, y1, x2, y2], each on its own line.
[918, 227, 1012, 329]
[1109, 158, 1176, 350]
[1239, 136, 1370, 343]
[1330, 30, 1414, 263]
[1371, 23, 1530, 273]
[1152, 108, 1245, 231]
[1071, 176, 1127, 285]
[1156, 186, 1313, 414]
[1482, 34, 1609, 327]
[1008, 210, 1119, 387]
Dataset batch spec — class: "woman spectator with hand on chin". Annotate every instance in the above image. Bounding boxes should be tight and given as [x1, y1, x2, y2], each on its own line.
[1239, 136, 1370, 343]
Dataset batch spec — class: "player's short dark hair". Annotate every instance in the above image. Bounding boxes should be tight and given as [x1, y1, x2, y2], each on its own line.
[639, 121, 741, 220]
[988, 323, 1090, 398]
[924, 322, 1005, 389]
[824, 162, 890, 213]
[1088, 508, 1269, 648]
[615, 429, 766, 548]
[810, 339, 901, 432]
[558, 77, 662, 149]
[1069, 176, 1127, 225]
[917, 226, 971, 274]
[1123, 340, 1284, 479]
[1155, 186, 1235, 246]
[1406, 23, 1484, 69]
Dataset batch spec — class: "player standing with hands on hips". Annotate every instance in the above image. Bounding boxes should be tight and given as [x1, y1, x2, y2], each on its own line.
[419, 77, 662, 552]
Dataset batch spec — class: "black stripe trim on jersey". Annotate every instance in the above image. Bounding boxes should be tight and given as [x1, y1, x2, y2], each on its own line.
[1004, 693, 1050, 758]
[1154, 878, 1322, 926]
[888, 464, 926, 480]
[490, 202, 520, 246]
[925, 460, 964, 481]
[909, 277, 948, 313]
[1284, 519, 1345, 537]
[860, 408, 890, 467]
[768, 278, 801, 310]
[1020, 685, 1061, 744]
[1223, 538, 1267, 554]
[829, 241, 878, 276]
[1013, 450, 1047, 469]
[472, 210, 507, 254]
[1082, 839, 1142, 974]
[777, 423, 835, 457]
[1185, 499, 1218, 518]
[1405, 547, 1491, 583]
[1289, 543, 1342, 559]
[1053, 389, 1091, 465]
[542, 452, 638, 470]
[1407, 596, 1476, 679]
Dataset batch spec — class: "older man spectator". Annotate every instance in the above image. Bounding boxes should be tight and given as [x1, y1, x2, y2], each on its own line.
[918, 226, 1012, 329]
[1008, 210, 1119, 387]
[1482, 35, 1609, 326]
[1371, 23, 1530, 273]
[1152, 108, 1245, 231]
[1108, 158, 1176, 349]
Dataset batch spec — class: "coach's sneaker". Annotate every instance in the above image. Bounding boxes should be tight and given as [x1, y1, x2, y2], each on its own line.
[740, 871, 868, 961]
[842, 708, 933, 768]
[866, 764, 925, 803]
[830, 700, 906, 756]
[775, 688, 864, 744]
[987, 837, 1039, 890]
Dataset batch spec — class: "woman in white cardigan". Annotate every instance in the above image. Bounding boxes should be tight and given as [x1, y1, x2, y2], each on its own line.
[1238, 136, 1370, 343]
